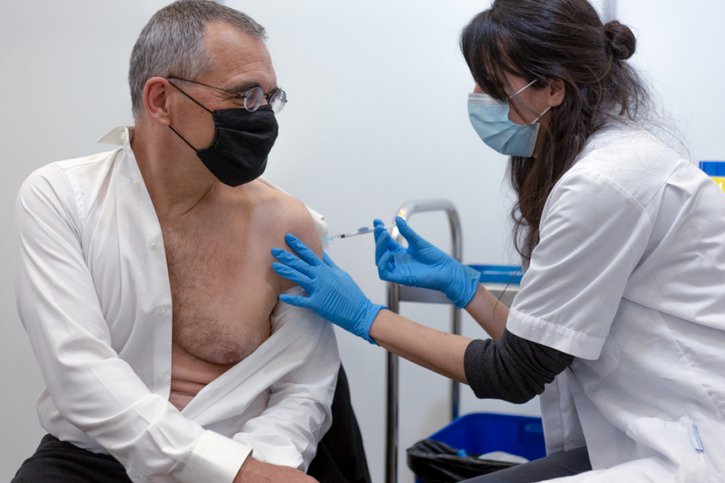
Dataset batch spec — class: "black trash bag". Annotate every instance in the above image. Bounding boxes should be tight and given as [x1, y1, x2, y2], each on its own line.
[407, 438, 518, 483]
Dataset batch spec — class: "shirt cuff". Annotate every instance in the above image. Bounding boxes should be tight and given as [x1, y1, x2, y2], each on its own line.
[176, 430, 253, 483]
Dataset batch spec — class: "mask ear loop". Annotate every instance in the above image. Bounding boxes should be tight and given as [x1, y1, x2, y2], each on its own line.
[507, 78, 552, 126]
[167, 79, 214, 114]
[531, 105, 552, 125]
[166, 79, 213, 152]
[169, 125, 199, 152]
[506, 78, 538, 101]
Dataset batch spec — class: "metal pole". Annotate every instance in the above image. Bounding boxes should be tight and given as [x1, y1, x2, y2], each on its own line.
[385, 283, 400, 483]
[450, 305, 461, 421]
[447, 203, 463, 422]
[385, 199, 464, 483]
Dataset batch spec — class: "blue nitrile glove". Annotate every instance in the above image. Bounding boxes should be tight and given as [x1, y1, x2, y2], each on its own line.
[374, 216, 481, 308]
[271, 233, 384, 344]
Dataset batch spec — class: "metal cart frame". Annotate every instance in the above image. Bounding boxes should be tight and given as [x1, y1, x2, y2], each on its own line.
[384, 199, 519, 483]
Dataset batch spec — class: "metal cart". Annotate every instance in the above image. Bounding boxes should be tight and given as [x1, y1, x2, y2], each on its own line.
[383, 199, 520, 483]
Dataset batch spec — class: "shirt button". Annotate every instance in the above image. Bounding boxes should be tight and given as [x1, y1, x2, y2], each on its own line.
[132, 178, 140, 187]
[150, 241, 158, 250]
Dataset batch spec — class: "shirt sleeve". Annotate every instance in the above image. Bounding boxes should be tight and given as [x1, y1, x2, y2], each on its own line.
[507, 168, 653, 360]
[464, 329, 573, 403]
[14, 166, 250, 483]
[233, 292, 340, 471]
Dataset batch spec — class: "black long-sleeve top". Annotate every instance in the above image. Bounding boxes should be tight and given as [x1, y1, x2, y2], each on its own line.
[464, 329, 574, 404]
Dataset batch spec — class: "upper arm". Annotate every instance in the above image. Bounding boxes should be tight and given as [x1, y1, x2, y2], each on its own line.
[286, 198, 324, 258]
[267, 194, 325, 292]
[15, 167, 114, 349]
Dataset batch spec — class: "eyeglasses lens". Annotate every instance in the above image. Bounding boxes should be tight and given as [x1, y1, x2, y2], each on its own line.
[269, 89, 287, 114]
[242, 86, 287, 114]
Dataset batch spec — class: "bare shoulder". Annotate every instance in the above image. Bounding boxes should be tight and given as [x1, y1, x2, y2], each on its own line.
[247, 180, 323, 258]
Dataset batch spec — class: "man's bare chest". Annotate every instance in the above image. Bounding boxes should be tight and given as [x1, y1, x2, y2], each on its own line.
[162, 220, 279, 366]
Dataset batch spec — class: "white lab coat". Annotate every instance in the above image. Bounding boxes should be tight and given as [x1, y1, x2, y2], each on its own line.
[506, 125, 725, 482]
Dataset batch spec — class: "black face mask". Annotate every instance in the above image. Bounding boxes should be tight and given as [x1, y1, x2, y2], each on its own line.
[169, 86, 279, 187]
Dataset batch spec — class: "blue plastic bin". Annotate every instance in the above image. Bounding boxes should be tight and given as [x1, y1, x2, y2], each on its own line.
[428, 412, 546, 462]
[411, 413, 545, 482]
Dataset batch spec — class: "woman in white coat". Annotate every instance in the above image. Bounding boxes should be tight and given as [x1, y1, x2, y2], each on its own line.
[272, 0, 725, 481]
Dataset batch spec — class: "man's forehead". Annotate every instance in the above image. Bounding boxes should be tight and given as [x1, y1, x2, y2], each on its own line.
[202, 21, 275, 87]
[203, 21, 269, 61]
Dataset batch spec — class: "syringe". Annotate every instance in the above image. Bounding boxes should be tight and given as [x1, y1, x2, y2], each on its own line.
[324, 224, 394, 243]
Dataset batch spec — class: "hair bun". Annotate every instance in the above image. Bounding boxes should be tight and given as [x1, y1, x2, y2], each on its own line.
[604, 20, 636, 61]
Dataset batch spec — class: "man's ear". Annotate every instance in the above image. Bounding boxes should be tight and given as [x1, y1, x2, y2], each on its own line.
[547, 78, 565, 107]
[142, 76, 173, 125]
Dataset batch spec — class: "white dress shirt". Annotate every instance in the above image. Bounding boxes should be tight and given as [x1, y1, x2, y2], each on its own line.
[13, 127, 340, 483]
[508, 126, 725, 481]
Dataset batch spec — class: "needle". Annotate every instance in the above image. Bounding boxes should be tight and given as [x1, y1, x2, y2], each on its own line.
[324, 224, 394, 242]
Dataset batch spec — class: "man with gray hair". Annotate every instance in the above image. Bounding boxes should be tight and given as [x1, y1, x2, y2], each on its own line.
[12, 1, 343, 481]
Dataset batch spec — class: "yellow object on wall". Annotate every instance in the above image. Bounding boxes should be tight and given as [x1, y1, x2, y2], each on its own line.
[699, 162, 725, 193]
[711, 176, 725, 193]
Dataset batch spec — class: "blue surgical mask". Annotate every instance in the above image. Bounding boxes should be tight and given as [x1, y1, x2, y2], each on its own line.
[467, 80, 551, 157]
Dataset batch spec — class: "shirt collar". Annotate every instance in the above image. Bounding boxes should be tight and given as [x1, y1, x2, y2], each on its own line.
[97, 126, 133, 146]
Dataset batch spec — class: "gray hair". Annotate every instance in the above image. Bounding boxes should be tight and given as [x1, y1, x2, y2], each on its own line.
[128, 0, 266, 116]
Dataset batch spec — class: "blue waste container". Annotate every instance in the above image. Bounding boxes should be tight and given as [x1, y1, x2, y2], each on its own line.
[409, 413, 546, 483]
[429, 412, 545, 461]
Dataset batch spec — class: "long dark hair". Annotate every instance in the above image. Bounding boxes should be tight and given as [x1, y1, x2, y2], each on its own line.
[461, 0, 649, 261]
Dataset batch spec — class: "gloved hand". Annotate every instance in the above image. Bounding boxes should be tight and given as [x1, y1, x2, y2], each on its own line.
[374, 216, 481, 308]
[271, 233, 384, 344]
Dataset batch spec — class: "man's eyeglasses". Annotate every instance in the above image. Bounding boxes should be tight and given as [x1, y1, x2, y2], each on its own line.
[167, 76, 287, 114]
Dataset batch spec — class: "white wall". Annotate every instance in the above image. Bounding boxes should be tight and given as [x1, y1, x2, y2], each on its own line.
[1, 2, 724, 482]
[0, 1, 171, 480]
